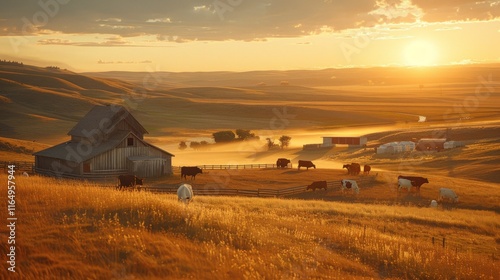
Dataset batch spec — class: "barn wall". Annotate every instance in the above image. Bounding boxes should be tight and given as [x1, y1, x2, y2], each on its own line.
[127, 159, 168, 178]
[89, 147, 171, 172]
[323, 137, 367, 147]
[35, 156, 81, 176]
[113, 120, 144, 139]
[116, 135, 149, 148]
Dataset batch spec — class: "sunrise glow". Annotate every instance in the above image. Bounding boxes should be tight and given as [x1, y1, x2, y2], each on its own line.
[403, 40, 438, 66]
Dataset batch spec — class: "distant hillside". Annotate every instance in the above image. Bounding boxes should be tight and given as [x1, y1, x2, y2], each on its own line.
[86, 63, 500, 88]
[1, 62, 499, 145]
[0, 63, 140, 142]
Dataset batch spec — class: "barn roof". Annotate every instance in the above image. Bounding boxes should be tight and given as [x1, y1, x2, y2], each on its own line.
[68, 105, 148, 137]
[34, 131, 173, 163]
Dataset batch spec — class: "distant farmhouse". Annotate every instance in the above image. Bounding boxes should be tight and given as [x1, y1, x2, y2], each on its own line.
[322, 136, 367, 147]
[34, 105, 174, 179]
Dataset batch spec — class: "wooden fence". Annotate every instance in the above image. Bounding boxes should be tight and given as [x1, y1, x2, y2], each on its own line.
[0, 161, 34, 173]
[175, 163, 292, 171]
[146, 181, 337, 198]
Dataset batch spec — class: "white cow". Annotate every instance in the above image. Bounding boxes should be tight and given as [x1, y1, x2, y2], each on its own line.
[177, 184, 194, 204]
[22, 172, 29, 177]
[341, 179, 359, 194]
[398, 178, 413, 192]
[430, 200, 438, 208]
[438, 188, 458, 203]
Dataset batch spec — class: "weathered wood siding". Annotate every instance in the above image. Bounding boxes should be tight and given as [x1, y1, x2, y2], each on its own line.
[127, 158, 169, 178]
[35, 156, 81, 175]
[89, 147, 171, 173]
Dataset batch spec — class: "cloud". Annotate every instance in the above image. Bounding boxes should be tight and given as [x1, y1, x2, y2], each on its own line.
[37, 36, 136, 47]
[0, 0, 498, 42]
[97, 59, 152, 64]
[146, 18, 172, 23]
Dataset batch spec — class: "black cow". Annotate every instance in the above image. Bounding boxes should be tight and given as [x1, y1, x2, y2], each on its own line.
[307, 181, 327, 191]
[298, 160, 316, 170]
[276, 158, 291, 168]
[117, 175, 144, 191]
[397, 175, 429, 191]
[181, 166, 203, 180]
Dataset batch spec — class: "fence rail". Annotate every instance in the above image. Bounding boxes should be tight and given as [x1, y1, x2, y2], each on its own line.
[175, 163, 292, 170]
[146, 182, 338, 198]
[0, 161, 34, 172]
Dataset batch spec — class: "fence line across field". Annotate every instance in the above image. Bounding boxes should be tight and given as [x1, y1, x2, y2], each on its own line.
[175, 163, 293, 170]
[0, 161, 34, 172]
[146, 181, 338, 198]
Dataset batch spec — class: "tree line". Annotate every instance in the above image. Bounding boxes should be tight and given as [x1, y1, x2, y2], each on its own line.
[179, 129, 291, 151]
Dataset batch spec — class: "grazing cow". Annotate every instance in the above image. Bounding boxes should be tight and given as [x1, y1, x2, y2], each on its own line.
[363, 165, 371, 175]
[397, 178, 413, 192]
[438, 188, 459, 203]
[343, 163, 360, 175]
[298, 160, 316, 170]
[341, 179, 359, 194]
[177, 184, 194, 204]
[397, 175, 429, 191]
[276, 158, 291, 168]
[181, 166, 203, 180]
[307, 181, 327, 191]
[117, 175, 144, 191]
[22, 172, 29, 177]
[430, 200, 438, 208]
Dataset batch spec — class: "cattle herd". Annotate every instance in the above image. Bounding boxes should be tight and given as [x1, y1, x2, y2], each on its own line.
[116, 158, 459, 206]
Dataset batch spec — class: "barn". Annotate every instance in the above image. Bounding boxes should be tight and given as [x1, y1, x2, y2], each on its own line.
[34, 105, 174, 179]
[322, 136, 367, 147]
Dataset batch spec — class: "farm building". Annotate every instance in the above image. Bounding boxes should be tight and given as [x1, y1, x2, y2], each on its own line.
[376, 141, 415, 154]
[322, 136, 367, 147]
[443, 141, 465, 149]
[415, 138, 447, 151]
[34, 105, 174, 179]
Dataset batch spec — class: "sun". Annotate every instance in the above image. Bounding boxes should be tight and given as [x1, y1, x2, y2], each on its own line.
[403, 40, 438, 66]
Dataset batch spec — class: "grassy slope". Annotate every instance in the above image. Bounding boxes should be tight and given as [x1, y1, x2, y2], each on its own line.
[0, 174, 498, 279]
[0, 137, 50, 162]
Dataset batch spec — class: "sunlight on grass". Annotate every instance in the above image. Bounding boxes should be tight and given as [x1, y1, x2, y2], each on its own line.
[1, 174, 498, 279]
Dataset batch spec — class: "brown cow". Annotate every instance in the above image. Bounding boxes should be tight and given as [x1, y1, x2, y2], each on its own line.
[307, 181, 327, 191]
[276, 158, 291, 168]
[397, 175, 429, 192]
[298, 160, 316, 170]
[343, 163, 360, 175]
[181, 166, 203, 180]
[364, 165, 371, 175]
[117, 175, 144, 191]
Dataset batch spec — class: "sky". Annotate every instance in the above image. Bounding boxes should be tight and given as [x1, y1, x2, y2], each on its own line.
[0, 0, 499, 72]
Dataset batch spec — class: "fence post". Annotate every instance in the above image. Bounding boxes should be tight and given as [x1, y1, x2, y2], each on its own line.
[363, 225, 366, 241]
[442, 237, 446, 248]
[432, 237, 435, 245]
[257, 189, 260, 197]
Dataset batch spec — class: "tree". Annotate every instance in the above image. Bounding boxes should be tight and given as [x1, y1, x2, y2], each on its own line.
[235, 129, 259, 140]
[190, 141, 200, 150]
[266, 138, 279, 150]
[279, 135, 291, 149]
[178, 141, 187, 150]
[212, 131, 236, 143]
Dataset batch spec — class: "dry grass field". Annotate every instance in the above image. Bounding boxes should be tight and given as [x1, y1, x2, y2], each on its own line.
[0, 174, 498, 279]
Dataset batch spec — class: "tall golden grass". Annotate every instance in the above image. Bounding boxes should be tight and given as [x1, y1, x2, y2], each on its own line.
[1, 174, 498, 279]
